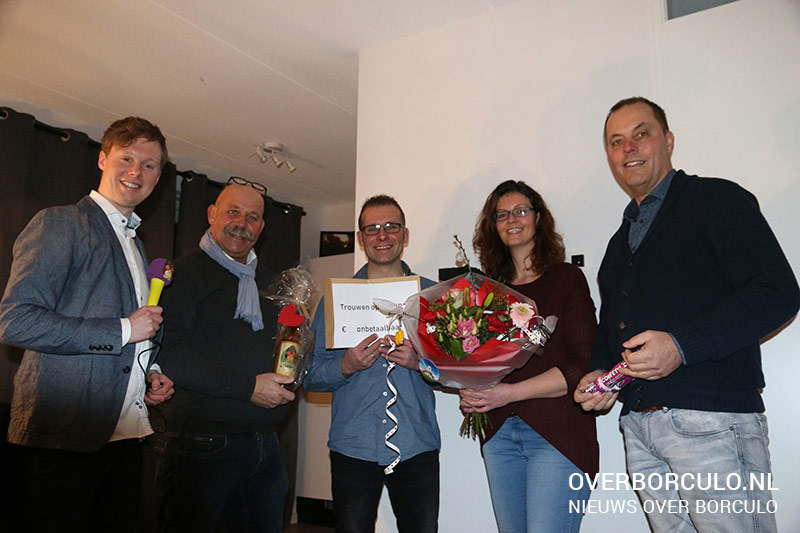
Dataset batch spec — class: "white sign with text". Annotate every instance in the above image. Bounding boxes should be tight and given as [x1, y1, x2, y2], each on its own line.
[323, 276, 420, 349]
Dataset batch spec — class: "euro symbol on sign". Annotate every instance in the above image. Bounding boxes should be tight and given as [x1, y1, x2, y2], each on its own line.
[342, 326, 346, 333]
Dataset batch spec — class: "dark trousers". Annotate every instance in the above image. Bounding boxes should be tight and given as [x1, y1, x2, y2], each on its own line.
[158, 431, 287, 533]
[330, 450, 439, 533]
[20, 438, 143, 533]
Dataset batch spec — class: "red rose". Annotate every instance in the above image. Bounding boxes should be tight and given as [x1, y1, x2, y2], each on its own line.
[487, 313, 507, 333]
[420, 307, 436, 323]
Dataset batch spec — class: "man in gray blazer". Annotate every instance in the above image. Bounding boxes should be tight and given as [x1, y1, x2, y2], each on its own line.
[0, 116, 174, 532]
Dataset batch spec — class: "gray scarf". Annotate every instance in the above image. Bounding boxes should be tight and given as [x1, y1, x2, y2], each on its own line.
[199, 229, 263, 331]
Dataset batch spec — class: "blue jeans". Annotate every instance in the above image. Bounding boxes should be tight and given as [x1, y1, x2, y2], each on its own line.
[159, 432, 287, 533]
[482, 416, 590, 533]
[330, 450, 439, 533]
[621, 409, 777, 533]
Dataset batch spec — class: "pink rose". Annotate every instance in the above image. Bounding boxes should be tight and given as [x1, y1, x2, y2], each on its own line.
[462, 335, 480, 354]
[456, 317, 476, 338]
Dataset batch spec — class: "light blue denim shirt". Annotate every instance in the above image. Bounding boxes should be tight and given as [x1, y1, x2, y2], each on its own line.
[304, 262, 441, 465]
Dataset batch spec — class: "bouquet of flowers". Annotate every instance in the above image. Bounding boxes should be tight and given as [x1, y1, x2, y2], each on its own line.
[375, 238, 557, 439]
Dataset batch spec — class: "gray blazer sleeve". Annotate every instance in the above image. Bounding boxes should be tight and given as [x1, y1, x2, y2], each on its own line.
[0, 205, 126, 355]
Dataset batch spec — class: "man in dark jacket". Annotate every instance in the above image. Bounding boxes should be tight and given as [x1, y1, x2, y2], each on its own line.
[575, 97, 799, 533]
[157, 179, 294, 533]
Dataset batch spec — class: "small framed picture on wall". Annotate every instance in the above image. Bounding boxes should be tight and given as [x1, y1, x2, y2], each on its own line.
[320, 231, 355, 257]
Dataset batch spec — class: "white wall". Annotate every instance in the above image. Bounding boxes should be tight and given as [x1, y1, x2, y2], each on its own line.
[356, 0, 800, 531]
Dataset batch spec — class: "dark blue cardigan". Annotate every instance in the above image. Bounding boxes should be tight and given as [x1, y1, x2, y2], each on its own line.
[592, 170, 800, 415]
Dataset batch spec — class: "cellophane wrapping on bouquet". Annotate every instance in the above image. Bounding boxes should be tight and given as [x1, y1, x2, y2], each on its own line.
[387, 272, 557, 438]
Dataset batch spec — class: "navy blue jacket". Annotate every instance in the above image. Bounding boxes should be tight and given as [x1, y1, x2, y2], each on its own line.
[592, 170, 800, 414]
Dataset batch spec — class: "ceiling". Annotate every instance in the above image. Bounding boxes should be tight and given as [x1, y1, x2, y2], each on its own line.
[0, 0, 518, 208]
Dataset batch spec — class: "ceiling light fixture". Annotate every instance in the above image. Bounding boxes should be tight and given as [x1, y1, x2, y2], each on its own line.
[253, 141, 296, 173]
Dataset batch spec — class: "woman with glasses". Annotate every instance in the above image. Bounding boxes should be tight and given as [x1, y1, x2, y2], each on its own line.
[460, 180, 599, 532]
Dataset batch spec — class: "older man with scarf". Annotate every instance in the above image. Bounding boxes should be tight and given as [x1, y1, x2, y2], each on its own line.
[157, 179, 295, 533]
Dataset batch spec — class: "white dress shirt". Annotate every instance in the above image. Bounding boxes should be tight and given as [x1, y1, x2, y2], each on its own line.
[89, 190, 156, 441]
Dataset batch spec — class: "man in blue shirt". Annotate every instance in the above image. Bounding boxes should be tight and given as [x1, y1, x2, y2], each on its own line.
[575, 97, 799, 532]
[305, 194, 441, 533]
